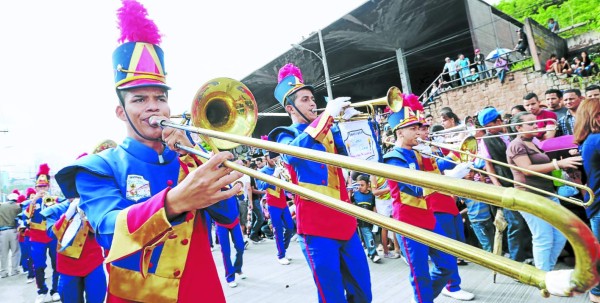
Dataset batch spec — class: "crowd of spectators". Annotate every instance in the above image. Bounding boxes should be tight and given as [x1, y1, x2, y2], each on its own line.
[422, 85, 599, 282]
[545, 51, 600, 77]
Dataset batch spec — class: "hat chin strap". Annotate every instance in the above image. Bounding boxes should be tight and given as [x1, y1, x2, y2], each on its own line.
[288, 98, 312, 124]
[119, 94, 162, 142]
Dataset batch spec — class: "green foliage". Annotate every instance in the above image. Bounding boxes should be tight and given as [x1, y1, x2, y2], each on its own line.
[510, 58, 534, 71]
[496, 0, 600, 38]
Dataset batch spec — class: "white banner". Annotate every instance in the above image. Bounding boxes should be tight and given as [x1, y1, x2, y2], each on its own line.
[338, 120, 380, 162]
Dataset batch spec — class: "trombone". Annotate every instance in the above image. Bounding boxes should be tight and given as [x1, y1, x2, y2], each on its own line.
[258, 86, 404, 120]
[156, 77, 599, 297]
[431, 118, 557, 141]
[417, 136, 595, 207]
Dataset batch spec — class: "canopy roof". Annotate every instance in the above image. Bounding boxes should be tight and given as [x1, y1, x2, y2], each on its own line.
[242, 0, 521, 137]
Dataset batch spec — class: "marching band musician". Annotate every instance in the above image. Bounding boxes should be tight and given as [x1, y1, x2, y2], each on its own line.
[411, 97, 475, 301]
[256, 152, 295, 265]
[268, 63, 372, 302]
[27, 164, 65, 303]
[55, 1, 241, 302]
[39, 144, 116, 303]
[41, 198, 106, 303]
[383, 102, 471, 303]
[17, 187, 37, 284]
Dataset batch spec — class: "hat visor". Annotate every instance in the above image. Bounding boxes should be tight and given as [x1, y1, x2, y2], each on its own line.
[393, 119, 422, 131]
[288, 84, 315, 99]
[118, 79, 171, 91]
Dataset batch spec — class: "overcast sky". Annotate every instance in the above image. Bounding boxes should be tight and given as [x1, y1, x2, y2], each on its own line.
[0, 0, 499, 181]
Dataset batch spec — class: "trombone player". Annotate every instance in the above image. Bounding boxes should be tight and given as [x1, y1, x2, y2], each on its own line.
[268, 63, 372, 302]
[55, 1, 240, 302]
[256, 152, 296, 265]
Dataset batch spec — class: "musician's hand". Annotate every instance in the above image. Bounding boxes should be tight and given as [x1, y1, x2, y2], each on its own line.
[325, 97, 351, 117]
[162, 123, 193, 155]
[444, 162, 473, 179]
[558, 156, 582, 170]
[342, 107, 362, 120]
[165, 151, 242, 219]
[65, 199, 79, 221]
[273, 166, 283, 179]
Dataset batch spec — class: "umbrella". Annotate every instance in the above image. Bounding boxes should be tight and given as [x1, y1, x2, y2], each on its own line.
[486, 48, 513, 61]
[492, 209, 508, 283]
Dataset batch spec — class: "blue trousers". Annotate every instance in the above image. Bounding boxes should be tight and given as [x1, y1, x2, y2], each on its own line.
[268, 205, 295, 259]
[19, 236, 35, 278]
[215, 223, 245, 283]
[58, 264, 107, 303]
[519, 197, 566, 271]
[359, 227, 377, 257]
[503, 209, 530, 262]
[397, 231, 455, 303]
[299, 232, 372, 303]
[433, 213, 464, 292]
[205, 214, 214, 247]
[31, 240, 58, 295]
[470, 219, 495, 252]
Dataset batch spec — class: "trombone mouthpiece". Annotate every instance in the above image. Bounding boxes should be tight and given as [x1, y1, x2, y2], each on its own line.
[148, 116, 164, 127]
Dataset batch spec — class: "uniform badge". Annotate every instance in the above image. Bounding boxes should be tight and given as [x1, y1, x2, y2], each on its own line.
[409, 163, 416, 170]
[126, 175, 151, 202]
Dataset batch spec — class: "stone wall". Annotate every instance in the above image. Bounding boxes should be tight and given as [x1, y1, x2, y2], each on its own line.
[426, 68, 586, 122]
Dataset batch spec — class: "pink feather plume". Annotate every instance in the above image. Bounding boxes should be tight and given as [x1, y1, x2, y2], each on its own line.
[117, 0, 162, 44]
[37, 163, 50, 176]
[26, 188, 36, 197]
[12, 189, 20, 195]
[278, 63, 304, 83]
[403, 93, 423, 112]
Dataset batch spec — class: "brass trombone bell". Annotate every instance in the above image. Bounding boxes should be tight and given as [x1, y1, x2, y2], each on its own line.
[311, 86, 404, 115]
[350, 86, 404, 113]
[189, 77, 257, 150]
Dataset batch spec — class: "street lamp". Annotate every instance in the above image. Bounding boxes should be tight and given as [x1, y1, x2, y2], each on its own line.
[291, 29, 333, 101]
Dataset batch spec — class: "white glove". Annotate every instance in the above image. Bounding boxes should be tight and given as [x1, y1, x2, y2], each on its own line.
[273, 166, 283, 179]
[413, 144, 433, 157]
[444, 162, 473, 179]
[342, 107, 362, 120]
[325, 97, 351, 117]
[545, 269, 574, 297]
[65, 199, 80, 221]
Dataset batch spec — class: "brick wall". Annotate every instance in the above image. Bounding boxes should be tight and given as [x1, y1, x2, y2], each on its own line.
[426, 68, 582, 122]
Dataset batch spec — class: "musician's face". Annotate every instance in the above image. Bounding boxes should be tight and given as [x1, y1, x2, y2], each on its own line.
[116, 86, 170, 142]
[396, 125, 420, 148]
[418, 125, 429, 140]
[286, 89, 317, 123]
[35, 185, 48, 194]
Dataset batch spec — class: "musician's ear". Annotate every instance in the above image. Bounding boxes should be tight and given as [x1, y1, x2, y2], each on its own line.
[285, 104, 294, 114]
